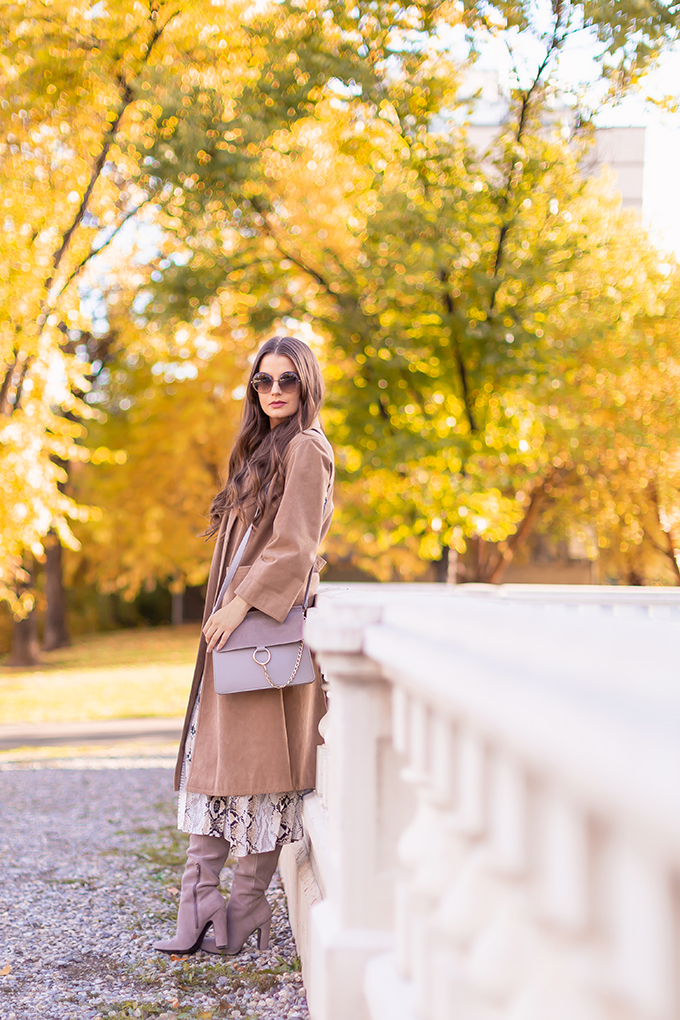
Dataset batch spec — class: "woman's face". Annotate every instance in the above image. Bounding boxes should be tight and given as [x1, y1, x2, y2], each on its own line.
[255, 353, 301, 428]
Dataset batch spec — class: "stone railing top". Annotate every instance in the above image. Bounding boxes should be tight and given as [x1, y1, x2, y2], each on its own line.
[463, 581, 680, 607]
[318, 580, 680, 598]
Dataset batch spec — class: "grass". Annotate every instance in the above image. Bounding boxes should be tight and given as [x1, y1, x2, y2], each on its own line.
[137, 826, 191, 871]
[0, 624, 201, 725]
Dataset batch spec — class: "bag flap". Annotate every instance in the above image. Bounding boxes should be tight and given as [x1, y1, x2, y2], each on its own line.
[218, 606, 305, 653]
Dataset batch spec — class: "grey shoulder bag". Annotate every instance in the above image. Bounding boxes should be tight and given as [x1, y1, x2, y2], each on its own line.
[210, 519, 316, 694]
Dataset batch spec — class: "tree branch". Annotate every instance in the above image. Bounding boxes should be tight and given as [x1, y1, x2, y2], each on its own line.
[44, 81, 135, 298]
[485, 469, 564, 583]
[440, 268, 476, 433]
[489, 8, 569, 310]
[11, 355, 32, 415]
[249, 197, 333, 292]
[53, 195, 155, 302]
[0, 352, 18, 416]
[44, 10, 172, 300]
[6, 12, 176, 415]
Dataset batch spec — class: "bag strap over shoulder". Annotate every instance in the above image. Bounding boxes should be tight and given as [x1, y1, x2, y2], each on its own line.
[210, 517, 316, 617]
[211, 520, 256, 615]
[211, 472, 331, 618]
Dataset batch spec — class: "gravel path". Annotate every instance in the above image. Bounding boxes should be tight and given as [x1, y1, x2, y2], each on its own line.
[0, 762, 310, 1020]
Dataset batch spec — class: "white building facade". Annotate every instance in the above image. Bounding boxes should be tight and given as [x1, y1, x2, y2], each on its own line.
[452, 69, 680, 251]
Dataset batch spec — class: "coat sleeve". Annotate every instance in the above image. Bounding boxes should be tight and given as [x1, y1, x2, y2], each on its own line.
[234, 434, 333, 622]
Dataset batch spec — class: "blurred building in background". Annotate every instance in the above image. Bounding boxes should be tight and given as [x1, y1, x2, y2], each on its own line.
[453, 69, 679, 232]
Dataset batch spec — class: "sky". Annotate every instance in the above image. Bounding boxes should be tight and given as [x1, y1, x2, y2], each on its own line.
[469, 28, 680, 255]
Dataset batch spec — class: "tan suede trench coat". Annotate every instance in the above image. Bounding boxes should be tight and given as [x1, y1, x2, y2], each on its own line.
[173, 425, 334, 797]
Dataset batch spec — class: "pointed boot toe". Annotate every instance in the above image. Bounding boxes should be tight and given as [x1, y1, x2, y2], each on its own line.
[199, 935, 226, 955]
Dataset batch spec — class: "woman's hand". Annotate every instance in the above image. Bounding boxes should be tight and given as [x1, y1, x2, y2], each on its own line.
[203, 595, 250, 652]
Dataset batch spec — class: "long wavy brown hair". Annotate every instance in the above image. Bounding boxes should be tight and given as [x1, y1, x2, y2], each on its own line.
[206, 336, 325, 536]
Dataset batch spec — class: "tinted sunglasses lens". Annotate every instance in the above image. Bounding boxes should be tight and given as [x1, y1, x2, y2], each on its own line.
[251, 373, 273, 393]
[278, 372, 300, 393]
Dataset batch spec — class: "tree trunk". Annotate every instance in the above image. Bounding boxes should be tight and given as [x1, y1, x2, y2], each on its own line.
[649, 480, 680, 585]
[171, 588, 184, 626]
[446, 546, 459, 584]
[466, 473, 561, 584]
[434, 546, 450, 583]
[43, 532, 71, 650]
[8, 609, 41, 667]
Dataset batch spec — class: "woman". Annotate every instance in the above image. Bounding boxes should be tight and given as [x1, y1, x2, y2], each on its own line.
[154, 335, 333, 957]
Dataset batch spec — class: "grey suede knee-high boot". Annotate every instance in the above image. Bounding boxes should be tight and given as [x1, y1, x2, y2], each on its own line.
[201, 846, 282, 956]
[226, 847, 281, 955]
[154, 833, 230, 954]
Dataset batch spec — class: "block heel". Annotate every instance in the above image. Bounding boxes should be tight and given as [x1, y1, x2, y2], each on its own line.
[211, 905, 228, 949]
[257, 919, 271, 950]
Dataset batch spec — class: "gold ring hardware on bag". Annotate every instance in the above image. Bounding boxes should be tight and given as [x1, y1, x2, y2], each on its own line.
[257, 640, 305, 690]
[252, 646, 272, 666]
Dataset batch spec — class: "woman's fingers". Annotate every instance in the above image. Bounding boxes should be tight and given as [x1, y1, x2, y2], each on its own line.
[211, 630, 229, 652]
[203, 614, 221, 637]
[203, 620, 220, 651]
[207, 628, 222, 652]
[201, 595, 249, 652]
[204, 618, 231, 652]
[203, 602, 245, 652]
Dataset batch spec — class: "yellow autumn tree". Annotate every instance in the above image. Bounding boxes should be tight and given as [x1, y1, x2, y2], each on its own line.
[0, 0, 381, 659]
[4, 0, 680, 661]
[68, 301, 249, 600]
[0, 0, 240, 616]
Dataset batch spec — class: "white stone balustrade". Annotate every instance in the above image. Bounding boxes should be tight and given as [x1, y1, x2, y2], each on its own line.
[278, 583, 680, 1020]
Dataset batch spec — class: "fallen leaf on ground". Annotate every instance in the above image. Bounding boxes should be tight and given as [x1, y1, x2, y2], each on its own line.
[0, 964, 10, 976]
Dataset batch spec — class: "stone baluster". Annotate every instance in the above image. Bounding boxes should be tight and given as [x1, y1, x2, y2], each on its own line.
[394, 696, 492, 1020]
[316, 693, 331, 812]
[596, 832, 677, 1020]
[303, 595, 415, 1020]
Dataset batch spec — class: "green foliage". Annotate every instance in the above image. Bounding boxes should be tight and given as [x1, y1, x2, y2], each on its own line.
[121, 5, 680, 585]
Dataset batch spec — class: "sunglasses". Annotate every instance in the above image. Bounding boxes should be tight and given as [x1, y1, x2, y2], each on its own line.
[251, 371, 301, 394]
